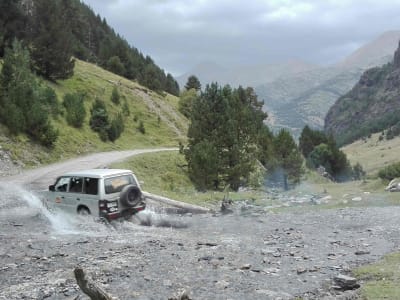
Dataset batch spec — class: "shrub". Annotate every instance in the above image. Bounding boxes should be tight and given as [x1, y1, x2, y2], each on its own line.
[107, 113, 124, 142]
[63, 92, 86, 128]
[110, 86, 120, 105]
[378, 162, 400, 180]
[90, 97, 110, 140]
[137, 120, 145, 134]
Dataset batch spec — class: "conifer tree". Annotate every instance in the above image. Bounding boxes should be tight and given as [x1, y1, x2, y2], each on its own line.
[273, 129, 304, 190]
[30, 0, 75, 80]
[185, 75, 201, 91]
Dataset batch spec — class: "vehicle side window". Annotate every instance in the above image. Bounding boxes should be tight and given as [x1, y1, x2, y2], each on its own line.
[84, 177, 98, 195]
[55, 177, 70, 192]
[104, 175, 135, 194]
[69, 177, 83, 193]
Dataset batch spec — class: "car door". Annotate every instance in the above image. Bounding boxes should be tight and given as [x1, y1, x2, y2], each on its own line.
[67, 176, 84, 212]
[52, 176, 74, 212]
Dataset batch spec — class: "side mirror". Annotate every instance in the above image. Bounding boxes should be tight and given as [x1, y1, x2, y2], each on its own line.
[49, 185, 55, 192]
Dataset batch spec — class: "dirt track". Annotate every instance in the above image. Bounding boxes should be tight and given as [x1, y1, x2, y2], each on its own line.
[1, 150, 400, 299]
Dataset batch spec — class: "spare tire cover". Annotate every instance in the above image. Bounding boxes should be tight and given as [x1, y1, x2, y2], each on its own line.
[120, 185, 142, 207]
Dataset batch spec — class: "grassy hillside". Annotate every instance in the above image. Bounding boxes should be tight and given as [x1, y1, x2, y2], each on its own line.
[0, 59, 188, 168]
[342, 132, 400, 176]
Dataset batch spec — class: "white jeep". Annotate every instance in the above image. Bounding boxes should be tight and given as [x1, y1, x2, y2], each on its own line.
[42, 169, 145, 221]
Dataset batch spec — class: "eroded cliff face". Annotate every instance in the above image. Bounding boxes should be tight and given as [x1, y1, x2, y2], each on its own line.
[325, 40, 400, 145]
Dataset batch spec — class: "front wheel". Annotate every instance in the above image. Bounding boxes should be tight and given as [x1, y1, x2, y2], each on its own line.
[77, 207, 90, 216]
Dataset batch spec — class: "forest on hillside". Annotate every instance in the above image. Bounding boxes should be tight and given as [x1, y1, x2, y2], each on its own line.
[0, 0, 179, 95]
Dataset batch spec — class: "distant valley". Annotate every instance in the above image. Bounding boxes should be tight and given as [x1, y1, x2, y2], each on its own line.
[178, 31, 400, 135]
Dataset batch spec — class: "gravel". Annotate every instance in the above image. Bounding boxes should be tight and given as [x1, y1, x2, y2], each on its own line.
[1, 186, 400, 299]
[1, 150, 399, 299]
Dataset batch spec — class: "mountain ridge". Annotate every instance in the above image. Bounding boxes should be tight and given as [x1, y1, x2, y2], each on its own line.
[177, 31, 400, 135]
[325, 40, 400, 145]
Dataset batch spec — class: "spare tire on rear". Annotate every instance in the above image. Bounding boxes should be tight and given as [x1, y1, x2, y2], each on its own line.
[120, 185, 142, 207]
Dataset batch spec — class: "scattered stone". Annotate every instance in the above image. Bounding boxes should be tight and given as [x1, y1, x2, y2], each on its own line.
[297, 267, 307, 274]
[198, 256, 213, 262]
[197, 242, 218, 247]
[351, 197, 362, 202]
[240, 264, 252, 270]
[333, 274, 360, 290]
[255, 289, 292, 299]
[215, 280, 230, 289]
[355, 250, 370, 255]
[168, 289, 192, 300]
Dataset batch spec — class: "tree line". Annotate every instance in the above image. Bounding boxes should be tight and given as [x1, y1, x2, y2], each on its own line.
[180, 76, 365, 191]
[180, 76, 304, 191]
[0, 0, 179, 95]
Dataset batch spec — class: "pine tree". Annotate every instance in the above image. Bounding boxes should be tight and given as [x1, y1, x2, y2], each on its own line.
[273, 129, 304, 190]
[0, 40, 59, 146]
[0, 0, 26, 57]
[30, 0, 75, 80]
[185, 75, 201, 91]
[185, 83, 267, 191]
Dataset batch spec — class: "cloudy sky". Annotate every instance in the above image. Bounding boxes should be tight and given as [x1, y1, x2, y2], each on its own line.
[82, 0, 400, 76]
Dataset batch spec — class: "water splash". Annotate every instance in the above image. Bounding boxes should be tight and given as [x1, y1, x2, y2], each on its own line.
[0, 183, 77, 234]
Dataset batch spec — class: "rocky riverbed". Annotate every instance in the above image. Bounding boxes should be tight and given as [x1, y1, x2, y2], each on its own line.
[1, 184, 400, 299]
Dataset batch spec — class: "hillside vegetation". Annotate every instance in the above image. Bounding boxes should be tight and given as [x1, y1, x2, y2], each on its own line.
[342, 132, 400, 177]
[0, 59, 187, 168]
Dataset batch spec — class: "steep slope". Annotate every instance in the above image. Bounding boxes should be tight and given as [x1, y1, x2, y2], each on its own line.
[325, 41, 400, 146]
[0, 59, 188, 170]
[255, 31, 400, 133]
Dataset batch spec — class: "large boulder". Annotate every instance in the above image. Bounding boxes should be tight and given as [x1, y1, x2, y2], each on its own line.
[385, 178, 400, 192]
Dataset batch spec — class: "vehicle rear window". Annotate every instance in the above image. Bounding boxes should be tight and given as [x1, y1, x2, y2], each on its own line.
[104, 175, 135, 194]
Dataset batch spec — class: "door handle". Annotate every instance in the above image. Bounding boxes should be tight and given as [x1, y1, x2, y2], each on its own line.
[76, 198, 80, 201]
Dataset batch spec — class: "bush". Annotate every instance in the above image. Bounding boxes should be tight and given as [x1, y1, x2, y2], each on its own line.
[378, 162, 400, 180]
[89, 97, 111, 141]
[137, 120, 145, 134]
[107, 113, 124, 142]
[63, 92, 86, 128]
[110, 86, 120, 105]
[352, 162, 366, 180]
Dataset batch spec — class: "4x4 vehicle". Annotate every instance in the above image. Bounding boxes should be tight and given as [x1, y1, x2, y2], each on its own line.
[42, 169, 146, 221]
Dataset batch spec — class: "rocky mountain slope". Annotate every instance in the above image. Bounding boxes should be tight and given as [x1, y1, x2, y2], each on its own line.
[178, 31, 400, 135]
[256, 31, 400, 134]
[325, 40, 400, 145]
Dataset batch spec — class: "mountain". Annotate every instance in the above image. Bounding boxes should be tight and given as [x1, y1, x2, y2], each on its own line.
[255, 31, 400, 135]
[324, 40, 400, 146]
[177, 60, 316, 89]
[179, 31, 400, 136]
[337, 30, 400, 69]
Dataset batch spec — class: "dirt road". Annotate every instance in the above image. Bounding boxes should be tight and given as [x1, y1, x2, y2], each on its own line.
[2, 148, 177, 188]
[1, 149, 400, 299]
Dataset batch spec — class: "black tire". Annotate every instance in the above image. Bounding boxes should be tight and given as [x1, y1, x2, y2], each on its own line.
[120, 185, 142, 207]
[77, 207, 90, 215]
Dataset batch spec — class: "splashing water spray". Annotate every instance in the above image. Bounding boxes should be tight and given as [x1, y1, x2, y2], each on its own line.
[0, 183, 76, 234]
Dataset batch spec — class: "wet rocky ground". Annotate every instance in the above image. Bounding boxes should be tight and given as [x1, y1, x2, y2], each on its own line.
[1, 185, 400, 300]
